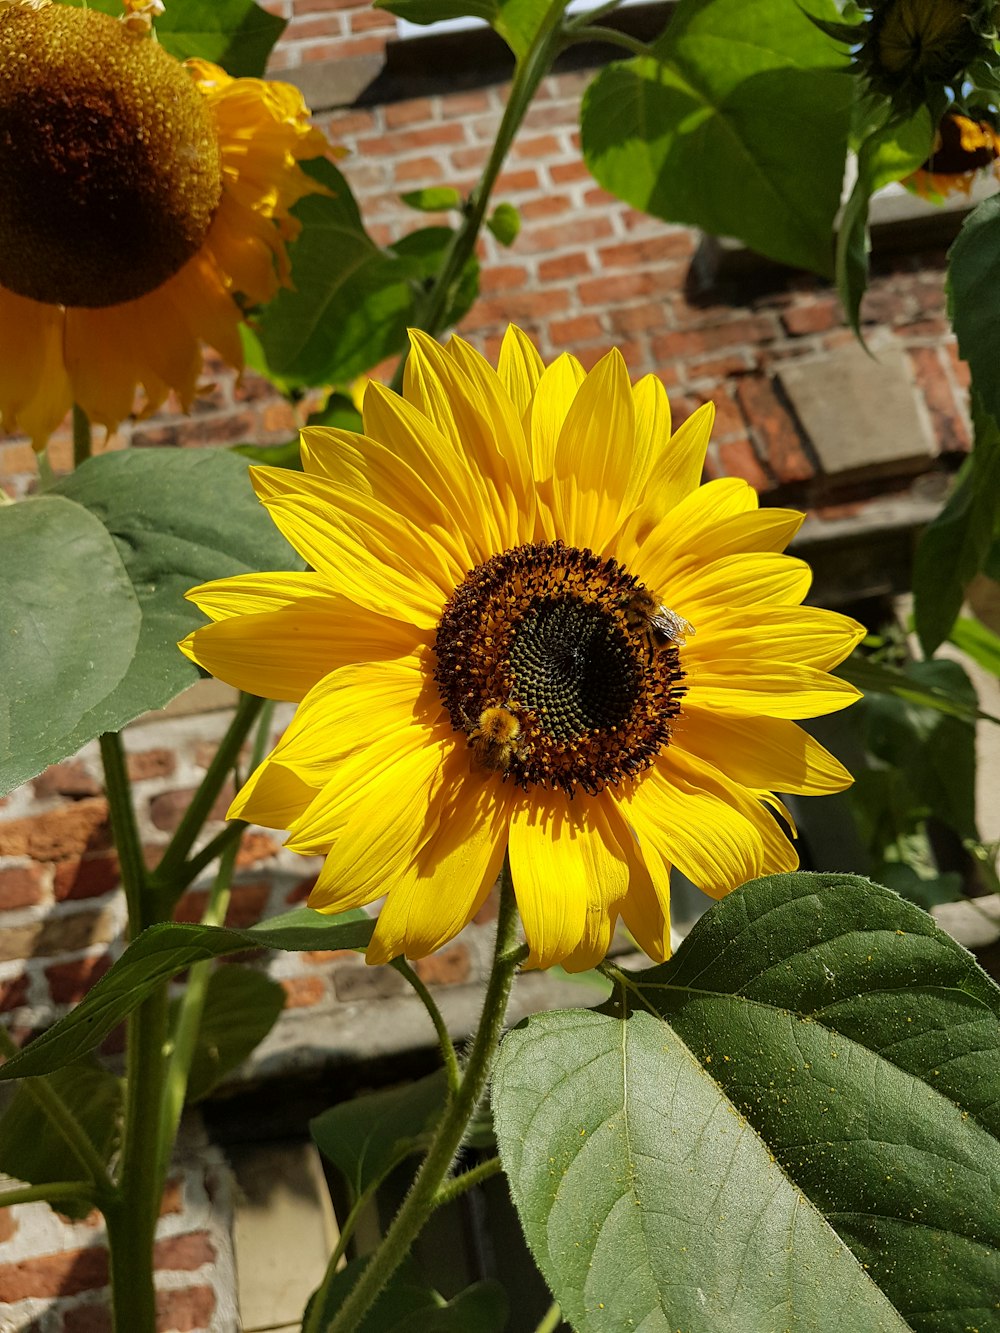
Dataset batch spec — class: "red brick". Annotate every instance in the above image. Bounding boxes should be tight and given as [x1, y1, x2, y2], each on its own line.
[479, 265, 530, 295]
[718, 436, 772, 491]
[538, 252, 591, 282]
[383, 98, 435, 130]
[946, 338, 971, 390]
[45, 954, 114, 1005]
[548, 315, 604, 344]
[282, 975, 326, 1007]
[0, 799, 111, 860]
[734, 376, 813, 483]
[149, 786, 232, 834]
[610, 302, 669, 335]
[515, 216, 613, 255]
[349, 6, 396, 30]
[0, 1246, 109, 1301]
[909, 345, 970, 453]
[578, 270, 675, 306]
[0, 863, 46, 910]
[780, 300, 842, 336]
[286, 873, 318, 904]
[548, 159, 591, 184]
[652, 317, 777, 363]
[153, 1232, 215, 1272]
[450, 145, 490, 172]
[33, 761, 102, 800]
[472, 290, 569, 324]
[494, 167, 540, 193]
[0, 1209, 16, 1243]
[301, 34, 386, 59]
[361, 124, 466, 156]
[395, 155, 446, 184]
[598, 234, 694, 268]
[155, 1285, 216, 1333]
[63, 1305, 112, 1333]
[160, 1177, 184, 1216]
[414, 944, 471, 986]
[688, 352, 755, 380]
[518, 194, 571, 220]
[53, 853, 120, 902]
[285, 12, 346, 39]
[235, 832, 280, 869]
[126, 749, 176, 782]
[304, 948, 357, 964]
[0, 974, 28, 1012]
[512, 133, 563, 160]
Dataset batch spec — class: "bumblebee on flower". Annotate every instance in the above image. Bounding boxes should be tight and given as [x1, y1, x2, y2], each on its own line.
[181, 327, 864, 973]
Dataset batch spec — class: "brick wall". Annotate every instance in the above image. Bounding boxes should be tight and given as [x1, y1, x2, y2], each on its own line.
[0, 5, 976, 1328]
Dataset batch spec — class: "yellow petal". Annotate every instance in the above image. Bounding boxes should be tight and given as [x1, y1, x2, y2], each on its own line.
[677, 709, 854, 795]
[684, 665, 862, 719]
[616, 808, 673, 963]
[186, 570, 331, 622]
[524, 352, 586, 484]
[496, 323, 544, 418]
[0, 287, 71, 448]
[664, 552, 812, 619]
[228, 757, 319, 828]
[683, 606, 866, 671]
[634, 477, 757, 590]
[364, 760, 515, 963]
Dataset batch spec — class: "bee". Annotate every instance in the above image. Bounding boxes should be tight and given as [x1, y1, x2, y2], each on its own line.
[465, 705, 521, 773]
[619, 588, 694, 663]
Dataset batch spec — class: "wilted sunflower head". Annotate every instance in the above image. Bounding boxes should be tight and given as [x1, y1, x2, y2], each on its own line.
[904, 110, 1000, 197]
[0, 0, 329, 450]
[180, 327, 864, 973]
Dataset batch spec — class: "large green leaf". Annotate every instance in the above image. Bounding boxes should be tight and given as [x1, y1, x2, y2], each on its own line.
[912, 403, 1000, 655]
[47, 447, 302, 753]
[580, 0, 853, 276]
[311, 1068, 493, 1198]
[0, 495, 141, 796]
[494, 872, 1000, 1333]
[837, 109, 933, 332]
[253, 160, 423, 388]
[0, 1062, 122, 1219]
[0, 909, 372, 1082]
[375, 0, 552, 59]
[153, 0, 285, 77]
[178, 966, 286, 1103]
[950, 195, 1000, 428]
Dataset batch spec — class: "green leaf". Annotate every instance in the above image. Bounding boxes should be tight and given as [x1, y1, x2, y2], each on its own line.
[0, 495, 141, 797]
[45, 448, 302, 754]
[388, 227, 481, 329]
[951, 195, 1000, 427]
[837, 653, 1000, 724]
[912, 403, 1000, 654]
[306, 391, 365, 432]
[486, 202, 520, 246]
[179, 966, 286, 1103]
[253, 159, 423, 388]
[307, 1259, 508, 1333]
[311, 1068, 493, 1198]
[837, 109, 933, 333]
[153, 0, 285, 78]
[375, 0, 551, 58]
[400, 187, 464, 212]
[494, 872, 1000, 1333]
[580, 0, 853, 276]
[949, 615, 1000, 676]
[0, 909, 372, 1082]
[0, 1062, 122, 1219]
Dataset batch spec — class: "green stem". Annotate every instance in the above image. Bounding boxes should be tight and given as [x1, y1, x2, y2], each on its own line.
[149, 692, 264, 906]
[319, 868, 523, 1333]
[534, 1301, 563, 1333]
[99, 732, 149, 935]
[36, 448, 55, 490]
[431, 1154, 503, 1207]
[563, 23, 649, 54]
[174, 819, 247, 893]
[72, 405, 92, 469]
[154, 836, 241, 1189]
[0, 1029, 112, 1192]
[391, 958, 461, 1095]
[388, 0, 568, 392]
[0, 1180, 93, 1208]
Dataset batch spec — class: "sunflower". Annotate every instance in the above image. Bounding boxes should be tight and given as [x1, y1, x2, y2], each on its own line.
[904, 111, 1000, 199]
[0, 0, 329, 450]
[180, 328, 864, 971]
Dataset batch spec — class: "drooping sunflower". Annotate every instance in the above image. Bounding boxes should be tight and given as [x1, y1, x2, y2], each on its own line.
[0, 0, 329, 449]
[904, 111, 1000, 199]
[181, 328, 864, 971]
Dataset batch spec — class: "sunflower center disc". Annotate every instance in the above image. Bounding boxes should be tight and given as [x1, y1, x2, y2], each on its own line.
[0, 3, 223, 308]
[434, 541, 686, 795]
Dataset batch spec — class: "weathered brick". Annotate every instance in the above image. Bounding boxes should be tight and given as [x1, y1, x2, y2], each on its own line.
[578, 270, 675, 306]
[909, 345, 970, 453]
[154, 1285, 217, 1333]
[174, 881, 270, 929]
[286, 873, 318, 904]
[361, 123, 466, 157]
[538, 252, 591, 282]
[153, 1232, 215, 1272]
[394, 154, 446, 184]
[735, 376, 814, 484]
[45, 953, 113, 1005]
[0, 1246, 109, 1301]
[33, 761, 102, 800]
[0, 862, 46, 910]
[653, 317, 777, 362]
[717, 437, 773, 491]
[235, 832, 280, 869]
[149, 786, 232, 833]
[53, 853, 120, 902]
[414, 944, 471, 987]
[125, 748, 176, 782]
[0, 1209, 17, 1243]
[0, 799, 111, 861]
[548, 315, 604, 344]
[281, 975, 326, 1007]
[479, 265, 532, 295]
[518, 194, 572, 220]
[62, 1303, 112, 1333]
[0, 974, 28, 1012]
[780, 299, 842, 336]
[515, 216, 613, 254]
[598, 234, 693, 269]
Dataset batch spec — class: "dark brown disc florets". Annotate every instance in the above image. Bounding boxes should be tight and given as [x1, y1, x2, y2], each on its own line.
[434, 541, 687, 796]
[0, 2, 223, 308]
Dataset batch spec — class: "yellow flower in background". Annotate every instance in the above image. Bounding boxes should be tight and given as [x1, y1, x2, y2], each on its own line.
[0, 0, 329, 449]
[904, 112, 1000, 200]
[181, 327, 864, 971]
